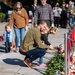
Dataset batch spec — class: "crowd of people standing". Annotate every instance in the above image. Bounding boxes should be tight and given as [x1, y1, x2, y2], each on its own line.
[33, 0, 75, 28]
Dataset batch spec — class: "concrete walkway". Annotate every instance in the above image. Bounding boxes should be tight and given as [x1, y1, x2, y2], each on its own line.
[0, 22, 68, 75]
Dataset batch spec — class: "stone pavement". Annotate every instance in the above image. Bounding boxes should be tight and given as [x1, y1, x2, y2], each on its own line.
[0, 22, 68, 75]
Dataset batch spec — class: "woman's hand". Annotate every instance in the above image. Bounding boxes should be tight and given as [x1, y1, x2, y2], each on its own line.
[25, 25, 29, 31]
[49, 45, 54, 50]
[17, 10, 21, 14]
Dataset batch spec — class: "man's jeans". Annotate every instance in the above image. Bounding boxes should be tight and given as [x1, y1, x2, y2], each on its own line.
[19, 48, 46, 62]
[14, 27, 25, 48]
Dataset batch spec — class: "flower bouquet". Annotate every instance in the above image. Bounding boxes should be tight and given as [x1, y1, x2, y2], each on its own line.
[45, 45, 65, 75]
[58, 44, 63, 53]
[68, 52, 75, 75]
[49, 24, 57, 34]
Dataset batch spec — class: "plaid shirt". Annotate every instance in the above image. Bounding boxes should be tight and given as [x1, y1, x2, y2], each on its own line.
[34, 3, 54, 25]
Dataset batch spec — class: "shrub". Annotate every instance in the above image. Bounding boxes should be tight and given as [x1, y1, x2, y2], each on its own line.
[0, 12, 5, 22]
[44, 51, 65, 75]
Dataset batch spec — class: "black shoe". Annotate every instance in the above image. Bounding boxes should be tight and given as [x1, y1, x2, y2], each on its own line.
[5, 51, 8, 53]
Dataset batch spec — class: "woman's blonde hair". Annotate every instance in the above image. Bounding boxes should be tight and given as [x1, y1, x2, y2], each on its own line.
[13, 1, 23, 10]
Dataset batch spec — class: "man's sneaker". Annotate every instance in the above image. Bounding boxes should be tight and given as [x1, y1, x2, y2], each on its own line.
[39, 63, 46, 67]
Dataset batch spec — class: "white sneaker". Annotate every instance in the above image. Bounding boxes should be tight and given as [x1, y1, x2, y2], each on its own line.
[13, 48, 19, 53]
[16, 48, 19, 52]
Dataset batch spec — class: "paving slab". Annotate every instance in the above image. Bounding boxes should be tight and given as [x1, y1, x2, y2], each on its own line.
[0, 22, 68, 75]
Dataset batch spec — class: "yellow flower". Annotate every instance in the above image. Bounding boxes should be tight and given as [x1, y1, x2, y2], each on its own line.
[61, 70, 64, 75]
[62, 53, 64, 56]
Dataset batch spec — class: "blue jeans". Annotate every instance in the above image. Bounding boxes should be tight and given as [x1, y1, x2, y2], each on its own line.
[5, 42, 11, 52]
[19, 48, 46, 62]
[39, 56, 44, 64]
[70, 17, 75, 26]
[14, 27, 25, 48]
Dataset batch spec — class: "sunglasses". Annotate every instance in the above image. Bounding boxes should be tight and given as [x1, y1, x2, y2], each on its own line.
[16, 7, 21, 10]
[17, 8, 21, 9]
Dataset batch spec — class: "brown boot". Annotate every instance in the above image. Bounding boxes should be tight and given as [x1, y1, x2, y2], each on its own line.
[24, 58, 34, 68]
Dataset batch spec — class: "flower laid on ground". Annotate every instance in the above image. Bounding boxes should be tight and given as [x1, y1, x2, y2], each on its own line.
[60, 70, 65, 75]
[44, 47, 65, 75]
[58, 44, 63, 53]
[68, 52, 75, 75]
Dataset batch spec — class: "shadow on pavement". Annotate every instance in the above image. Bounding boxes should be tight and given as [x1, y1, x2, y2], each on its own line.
[3, 58, 27, 67]
[0, 46, 5, 53]
[34, 68, 44, 75]
[3, 58, 45, 74]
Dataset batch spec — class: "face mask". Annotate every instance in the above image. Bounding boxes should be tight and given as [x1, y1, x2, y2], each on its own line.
[42, 3, 46, 6]
[34, 4, 37, 6]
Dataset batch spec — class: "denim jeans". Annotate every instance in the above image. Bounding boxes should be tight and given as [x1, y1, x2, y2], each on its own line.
[70, 17, 75, 26]
[19, 48, 46, 62]
[39, 56, 44, 64]
[14, 27, 25, 48]
[5, 42, 11, 52]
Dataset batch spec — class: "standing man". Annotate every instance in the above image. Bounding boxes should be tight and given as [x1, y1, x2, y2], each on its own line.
[53, 2, 62, 28]
[34, 0, 54, 28]
[32, 0, 38, 16]
[19, 21, 54, 68]
[31, 0, 38, 27]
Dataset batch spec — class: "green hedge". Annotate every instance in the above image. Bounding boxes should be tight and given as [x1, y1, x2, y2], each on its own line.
[44, 51, 65, 75]
[0, 12, 5, 22]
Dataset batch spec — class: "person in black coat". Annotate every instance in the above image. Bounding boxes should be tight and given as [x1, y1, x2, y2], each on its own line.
[60, 2, 67, 28]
